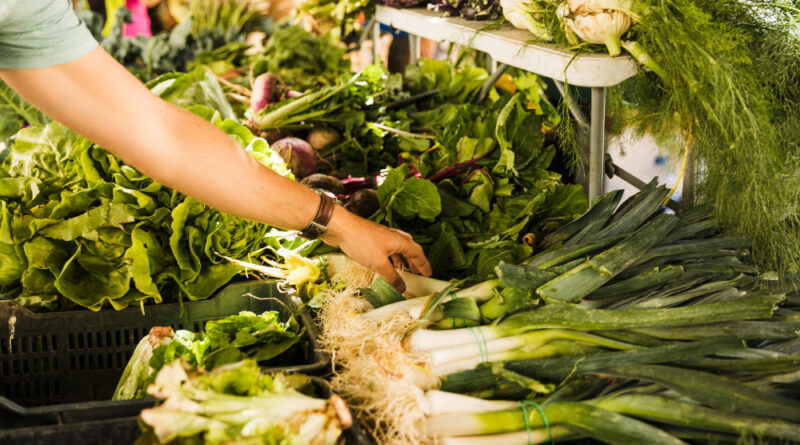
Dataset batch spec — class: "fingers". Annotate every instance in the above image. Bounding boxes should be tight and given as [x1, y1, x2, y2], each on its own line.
[390, 254, 407, 269]
[390, 232, 432, 277]
[375, 258, 406, 293]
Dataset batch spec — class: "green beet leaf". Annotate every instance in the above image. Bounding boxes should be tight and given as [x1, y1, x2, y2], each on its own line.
[377, 164, 442, 226]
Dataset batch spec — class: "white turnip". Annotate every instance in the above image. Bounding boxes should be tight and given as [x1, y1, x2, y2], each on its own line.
[308, 127, 342, 150]
[272, 137, 317, 179]
[250, 73, 281, 113]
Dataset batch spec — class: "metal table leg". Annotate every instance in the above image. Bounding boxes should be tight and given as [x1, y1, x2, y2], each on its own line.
[486, 56, 497, 74]
[409, 34, 420, 64]
[475, 63, 509, 104]
[553, 81, 589, 129]
[588, 87, 607, 203]
[373, 23, 381, 65]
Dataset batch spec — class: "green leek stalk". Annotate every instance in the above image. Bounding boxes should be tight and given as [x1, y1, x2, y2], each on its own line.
[523, 234, 626, 269]
[680, 354, 800, 374]
[591, 182, 671, 240]
[498, 294, 782, 332]
[440, 337, 742, 393]
[399, 270, 450, 297]
[414, 328, 637, 357]
[437, 428, 574, 445]
[631, 320, 800, 341]
[588, 265, 684, 299]
[430, 341, 597, 378]
[361, 277, 405, 308]
[536, 213, 679, 302]
[360, 279, 500, 323]
[415, 279, 501, 323]
[409, 294, 781, 352]
[601, 364, 800, 422]
[632, 236, 751, 266]
[477, 287, 532, 321]
[425, 401, 685, 445]
[538, 189, 624, 250]
[592, 394, 800, 442]
[360, 296, 426, 322]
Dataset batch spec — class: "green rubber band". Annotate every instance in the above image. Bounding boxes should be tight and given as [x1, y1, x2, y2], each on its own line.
[449, 292, 458, 329]
[472, 323, 489, 362]
[448, 292, 490, 363]
[520, 402, 532, 445]
[462, 318, 489, 363]
[519, 400, 551, 443]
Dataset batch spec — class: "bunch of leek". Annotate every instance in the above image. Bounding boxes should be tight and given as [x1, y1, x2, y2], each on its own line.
[317, 182, 800, 444]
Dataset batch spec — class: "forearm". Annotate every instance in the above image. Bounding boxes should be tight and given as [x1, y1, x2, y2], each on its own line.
[0, 48, 319, 230]
[121, 104, 321, 230]
[0, 46, 431, 287]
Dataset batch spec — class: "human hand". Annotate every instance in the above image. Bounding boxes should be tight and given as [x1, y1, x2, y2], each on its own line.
[321, 206, 432, 292]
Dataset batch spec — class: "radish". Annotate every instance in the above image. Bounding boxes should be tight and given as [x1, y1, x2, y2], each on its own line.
[272, 137, 317, 179]
[301, 173, 345, 195]
[345, 189, 380, 217]
[250, 73, 281, 113]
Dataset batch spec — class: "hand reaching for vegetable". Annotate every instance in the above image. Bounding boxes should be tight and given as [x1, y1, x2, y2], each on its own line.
[321, 206, 432, 292]
[0, 47, 430, 293]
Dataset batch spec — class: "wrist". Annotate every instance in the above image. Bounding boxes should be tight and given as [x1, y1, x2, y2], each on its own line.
[298, 191, 336, 240]
[320, 205, 358, 247]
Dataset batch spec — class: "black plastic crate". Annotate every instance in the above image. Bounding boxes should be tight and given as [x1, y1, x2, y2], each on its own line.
[0, 280, 330, 408]
[0, 377, 374, 445]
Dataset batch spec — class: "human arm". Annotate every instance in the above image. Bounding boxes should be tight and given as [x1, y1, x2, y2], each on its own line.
[0, 47, 431, 289]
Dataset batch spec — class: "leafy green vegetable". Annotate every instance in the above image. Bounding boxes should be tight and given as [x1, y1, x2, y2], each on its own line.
[493, 93, 544, 176]
[114, 310, 304, 400]
[0, 80, 49, 142]
[147, 68, 236, 120]
[137, 360, 345, 445]
[249, 25, 351, 91]
[404, 58, 490, 105]
[101, 1, 262, 80]
[0, 105, 289, 311]
[376, 164, 442, 225]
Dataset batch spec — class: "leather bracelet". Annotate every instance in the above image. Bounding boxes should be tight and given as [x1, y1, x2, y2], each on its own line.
[299, 191, 336, 240]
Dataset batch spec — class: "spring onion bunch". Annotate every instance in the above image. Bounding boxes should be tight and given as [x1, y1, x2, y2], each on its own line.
[317, 182, 800, 444]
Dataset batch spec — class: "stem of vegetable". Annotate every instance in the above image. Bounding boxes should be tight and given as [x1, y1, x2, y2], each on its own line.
[621, 40, 667, 79]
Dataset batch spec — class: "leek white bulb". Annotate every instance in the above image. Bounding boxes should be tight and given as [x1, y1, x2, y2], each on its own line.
[557, 0, 634, 56]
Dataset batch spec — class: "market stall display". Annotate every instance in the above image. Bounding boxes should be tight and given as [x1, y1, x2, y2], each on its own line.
[309, 186, 800, 444]
[1, 0, 799, 443]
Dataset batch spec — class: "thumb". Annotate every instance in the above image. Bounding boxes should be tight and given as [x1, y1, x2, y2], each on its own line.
[375, 259, 406, 294]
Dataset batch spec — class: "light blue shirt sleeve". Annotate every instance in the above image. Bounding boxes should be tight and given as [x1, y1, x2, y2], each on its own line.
[0, 0, 99, 69]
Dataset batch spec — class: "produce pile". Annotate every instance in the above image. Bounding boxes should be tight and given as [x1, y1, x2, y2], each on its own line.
[244, 58, 584, 279]
[307, 184, 800, 444]
[0, 72, 293, 311]
[137, 360, 352, 445]
[114, 310, 305, 400]
[0, 1, 798, 444]
[296, 0, 800, 275]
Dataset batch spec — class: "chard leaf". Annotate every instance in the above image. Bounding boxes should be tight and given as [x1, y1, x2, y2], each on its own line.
[148, 68, 236, 119]
[377, 164, 442, 225]
[493, 93, 545, 176]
